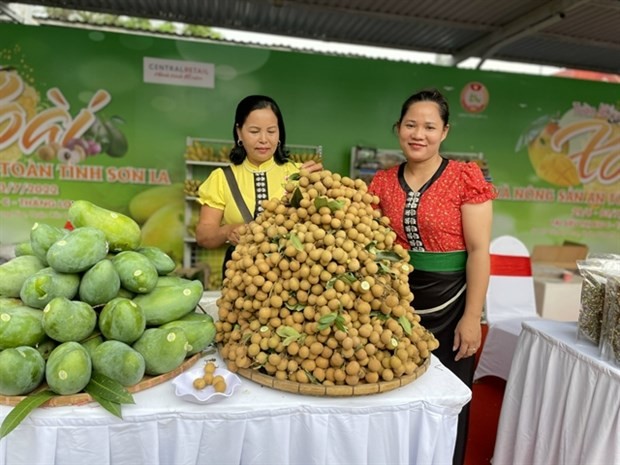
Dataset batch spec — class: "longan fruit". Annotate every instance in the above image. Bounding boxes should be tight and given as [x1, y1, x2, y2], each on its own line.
[204, 362, 217, 374]
[213, 380, 227, 393]
[193, 377, 207, 389]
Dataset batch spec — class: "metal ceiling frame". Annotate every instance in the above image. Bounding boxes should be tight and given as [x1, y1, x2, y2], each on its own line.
[2, 0, 619, 75]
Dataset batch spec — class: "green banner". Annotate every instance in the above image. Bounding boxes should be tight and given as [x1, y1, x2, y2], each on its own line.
[1, 24, 618, 267]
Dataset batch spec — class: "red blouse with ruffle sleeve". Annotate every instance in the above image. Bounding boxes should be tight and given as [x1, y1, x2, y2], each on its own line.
[368, 159, 496, 252]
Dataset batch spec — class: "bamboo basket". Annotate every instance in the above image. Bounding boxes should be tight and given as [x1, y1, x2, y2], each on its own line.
[235, 355, 430, 397]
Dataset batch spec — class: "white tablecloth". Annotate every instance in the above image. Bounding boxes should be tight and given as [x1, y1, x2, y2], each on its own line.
[1, 353, 470, 465]
[493, 319, 620, 465]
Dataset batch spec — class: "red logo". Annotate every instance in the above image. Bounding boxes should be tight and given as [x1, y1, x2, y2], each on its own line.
[460, 82, 489, 113]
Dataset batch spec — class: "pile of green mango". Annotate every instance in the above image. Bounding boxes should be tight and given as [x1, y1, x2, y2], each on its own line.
[0, 200, 216, 397]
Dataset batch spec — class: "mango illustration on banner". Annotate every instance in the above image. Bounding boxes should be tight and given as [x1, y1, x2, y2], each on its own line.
[518, 103, 619, 190]
[0, 69, 128, 163]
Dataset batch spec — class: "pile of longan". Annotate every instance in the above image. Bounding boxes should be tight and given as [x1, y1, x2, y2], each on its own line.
[215, 169, 438, 387]
[193, 361, 227, 393]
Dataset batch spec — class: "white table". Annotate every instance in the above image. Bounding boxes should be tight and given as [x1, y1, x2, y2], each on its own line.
[1, 353, 470, 465]
[493, 319, 620, 465]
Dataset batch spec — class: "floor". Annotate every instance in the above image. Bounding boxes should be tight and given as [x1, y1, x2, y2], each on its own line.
[464, 324, 507, 465]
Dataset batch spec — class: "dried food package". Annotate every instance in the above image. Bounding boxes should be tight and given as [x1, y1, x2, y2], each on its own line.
[576, 255, 620, 346]
[600, 275, 620, 366]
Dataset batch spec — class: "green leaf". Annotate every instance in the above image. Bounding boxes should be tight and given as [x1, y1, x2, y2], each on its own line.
[398, 315, 412, 335]
[335, 314, 348, 333]
[276, 326, 301, 339]
[378, 261, 396, 275]
[326, 277, 336, 289]
[85, 372, 135, 404]
[375, 250, 402, 262]
[365, 241, 379, 254]
[291, 187, 303, 207]
[1, 390, 56, 438]
[370, 311, 390, 321]
[284, 302, 305, 312]
[289, 232, 304, 251]
[338, 273, 357, 284]
[288, 173, 301, 181]
[317, 312, 338, 330]
[89, 391, 123, 418]
[327, 199, 345, 211]
[314, 197, 329, 209]
[282, 336, 298, 347]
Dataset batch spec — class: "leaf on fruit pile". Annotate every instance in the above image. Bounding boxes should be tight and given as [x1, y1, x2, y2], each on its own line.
[0, 390, 56, 439]
[290, 187, 303, 207]
[85, 372, 135, 404]
[398, 315, 412, 336]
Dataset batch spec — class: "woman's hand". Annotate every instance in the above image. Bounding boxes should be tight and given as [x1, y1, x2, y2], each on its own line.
[453, 312, 482, 361]
[301, 160, 323, 173]
[226, 224, 243, 245]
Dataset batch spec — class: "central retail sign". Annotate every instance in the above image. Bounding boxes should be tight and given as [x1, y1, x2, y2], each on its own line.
[143, 57, 215, 88]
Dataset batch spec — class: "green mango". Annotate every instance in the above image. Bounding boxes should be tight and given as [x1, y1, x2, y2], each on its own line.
[35, 336, 58, 360]
[81, 334, 104, 359]
[20, 267, 80, 309]
[42, 297, 97, 342]
[79, 258, 121, 306]
[14, 241, 34, 257]
[30, 222, 66, 265]
[154, 276, 193, 288]
[98, 297, 146, 344]
[132, 279, 203, 326]
[0, 306, 46, 350]
[139, 202, 185, 264]
[92, 340, 145, 387]
[137, 246, 177, 275]
[0, 297, 25, 312]
[0, 346, 46, 395]
[0, 255, 45, 297]
[116, 287, 135, 299]
[132, 327, 188, 375]
[179, 311, 214, 324]
[68, 200, 141, 252]
[160, 317, 216, 355]
[45, 341, 92, 395]
[128, 184, 183, 224]
[112, 251, 159, 294]
[46, 226, 109, 273]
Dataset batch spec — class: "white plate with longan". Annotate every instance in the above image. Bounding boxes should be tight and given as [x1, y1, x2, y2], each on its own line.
[172, 360, 241, 404]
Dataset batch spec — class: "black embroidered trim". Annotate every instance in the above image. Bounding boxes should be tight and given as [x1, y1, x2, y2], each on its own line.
[254, 172, 268, 218]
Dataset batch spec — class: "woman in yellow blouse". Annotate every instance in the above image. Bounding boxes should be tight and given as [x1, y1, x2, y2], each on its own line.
[196, 95, 321, 275]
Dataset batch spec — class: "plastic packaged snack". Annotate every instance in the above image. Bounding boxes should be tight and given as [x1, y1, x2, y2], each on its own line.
[576, 254, 620, 346]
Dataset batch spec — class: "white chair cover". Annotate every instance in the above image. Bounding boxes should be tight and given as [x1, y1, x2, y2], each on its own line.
[474, 235, 540, 381]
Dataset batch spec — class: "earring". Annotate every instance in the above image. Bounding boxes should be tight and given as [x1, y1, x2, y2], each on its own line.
[237, 140, 243, 147]
[277, 140, 281, 146]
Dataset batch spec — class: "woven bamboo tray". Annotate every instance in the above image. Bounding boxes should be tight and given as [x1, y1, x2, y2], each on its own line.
[0, 352, 202, 407]
[236, 355, 430, 397]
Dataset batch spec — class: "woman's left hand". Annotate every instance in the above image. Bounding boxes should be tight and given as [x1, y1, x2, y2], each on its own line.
[453, 313, 482, 361]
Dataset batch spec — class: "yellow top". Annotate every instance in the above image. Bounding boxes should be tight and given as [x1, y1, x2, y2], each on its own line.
[197, 158, 300, 225]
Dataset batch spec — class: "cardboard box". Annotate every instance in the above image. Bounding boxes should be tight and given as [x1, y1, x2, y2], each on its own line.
[531, 244, 589, 271]
[534, 276, 582, 321]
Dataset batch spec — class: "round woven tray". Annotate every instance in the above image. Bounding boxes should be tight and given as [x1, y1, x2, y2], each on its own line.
[0, 352, 202, 407]
[236, 355, 430, 396]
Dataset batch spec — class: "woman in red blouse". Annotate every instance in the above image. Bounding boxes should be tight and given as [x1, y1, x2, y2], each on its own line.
[368, 88, 496, 465]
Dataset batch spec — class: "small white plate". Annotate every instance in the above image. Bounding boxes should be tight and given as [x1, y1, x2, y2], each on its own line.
[172, 362, 241, 404]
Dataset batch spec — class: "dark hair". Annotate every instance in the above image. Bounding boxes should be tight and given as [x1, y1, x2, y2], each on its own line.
[229, 95, 288, 165]
[394, 88, 450, 131]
